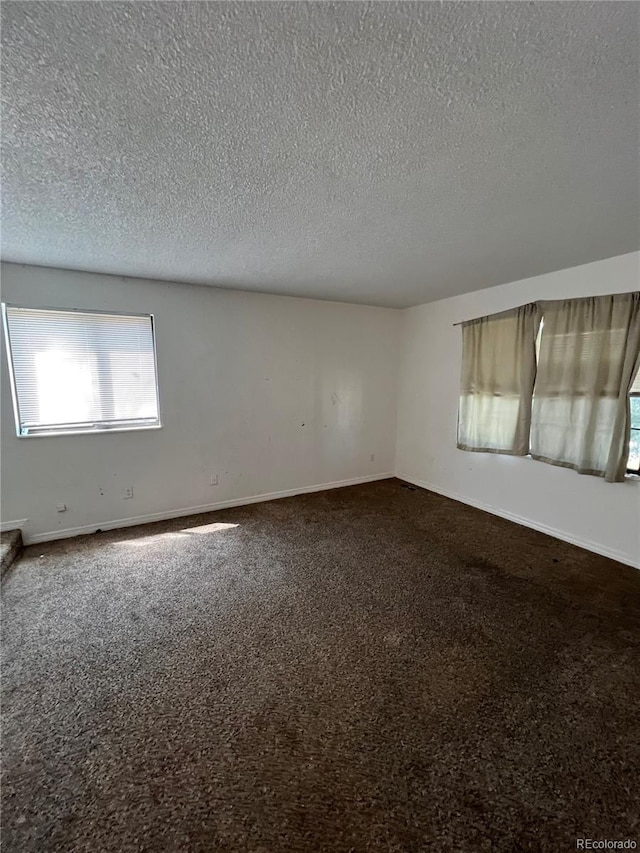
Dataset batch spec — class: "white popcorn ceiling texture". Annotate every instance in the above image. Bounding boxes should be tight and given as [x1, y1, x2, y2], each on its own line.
[1, 1, 638, 308]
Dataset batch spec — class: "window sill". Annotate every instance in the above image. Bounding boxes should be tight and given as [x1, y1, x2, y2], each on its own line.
[16, 424, 162, 438]
[519, 453, 639, 482]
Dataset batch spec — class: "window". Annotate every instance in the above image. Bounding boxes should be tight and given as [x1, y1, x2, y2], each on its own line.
[628, 369, 640, 475]
[457, 292, 640, 482]
[529, 296, 639, 480]
[2, 305, 160, 436]
[457, 304, 540, 456]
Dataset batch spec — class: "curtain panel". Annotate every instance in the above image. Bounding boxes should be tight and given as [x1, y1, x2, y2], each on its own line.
[457, 303, 541, 455]
[530, 291, 640, 482]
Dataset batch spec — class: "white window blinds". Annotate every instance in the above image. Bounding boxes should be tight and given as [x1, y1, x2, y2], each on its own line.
[3, 305, 160, 436]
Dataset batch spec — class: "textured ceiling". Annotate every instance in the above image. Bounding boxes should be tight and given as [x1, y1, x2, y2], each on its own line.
[1, 2, 639, 308]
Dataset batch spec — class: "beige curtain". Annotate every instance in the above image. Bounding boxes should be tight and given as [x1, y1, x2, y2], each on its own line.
[530, 292, 640, 482]
[458, 303, 540, 455]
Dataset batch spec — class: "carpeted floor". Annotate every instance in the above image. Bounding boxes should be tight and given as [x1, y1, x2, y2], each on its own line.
[2, 478, 639, 853]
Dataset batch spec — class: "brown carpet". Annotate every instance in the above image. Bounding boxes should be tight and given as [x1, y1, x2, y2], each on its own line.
[2, 479, 639, 852]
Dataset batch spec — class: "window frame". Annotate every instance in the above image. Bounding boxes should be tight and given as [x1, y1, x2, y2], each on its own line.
[627, 391, 640, 476]
[2, 303, 162, 438]
[462, 308, 639, 479]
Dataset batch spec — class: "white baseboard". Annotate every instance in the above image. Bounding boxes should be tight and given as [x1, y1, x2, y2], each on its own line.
[25, 473, 395, 545]
[0, 519, 28, 534]
[395, 472, 639, 570]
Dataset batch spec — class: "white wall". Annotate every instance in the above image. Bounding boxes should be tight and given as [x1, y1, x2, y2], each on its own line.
[4, 255, 639, 565]
[396, 252, 640, 568]
[1, 263, 401, 543]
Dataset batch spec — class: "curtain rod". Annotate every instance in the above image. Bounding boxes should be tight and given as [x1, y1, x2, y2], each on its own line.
[451, 292, 638, 327]
[451, 301, 541, 327]
[452, 316, 489, 327]
[452, 307, 523, 327]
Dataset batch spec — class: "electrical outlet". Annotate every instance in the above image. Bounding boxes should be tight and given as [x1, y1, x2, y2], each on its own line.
[123, 487, 134, 499]
[209, 474, 218, 486]
[56, 503, 67, 512]
[98, 487, 105, 496]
